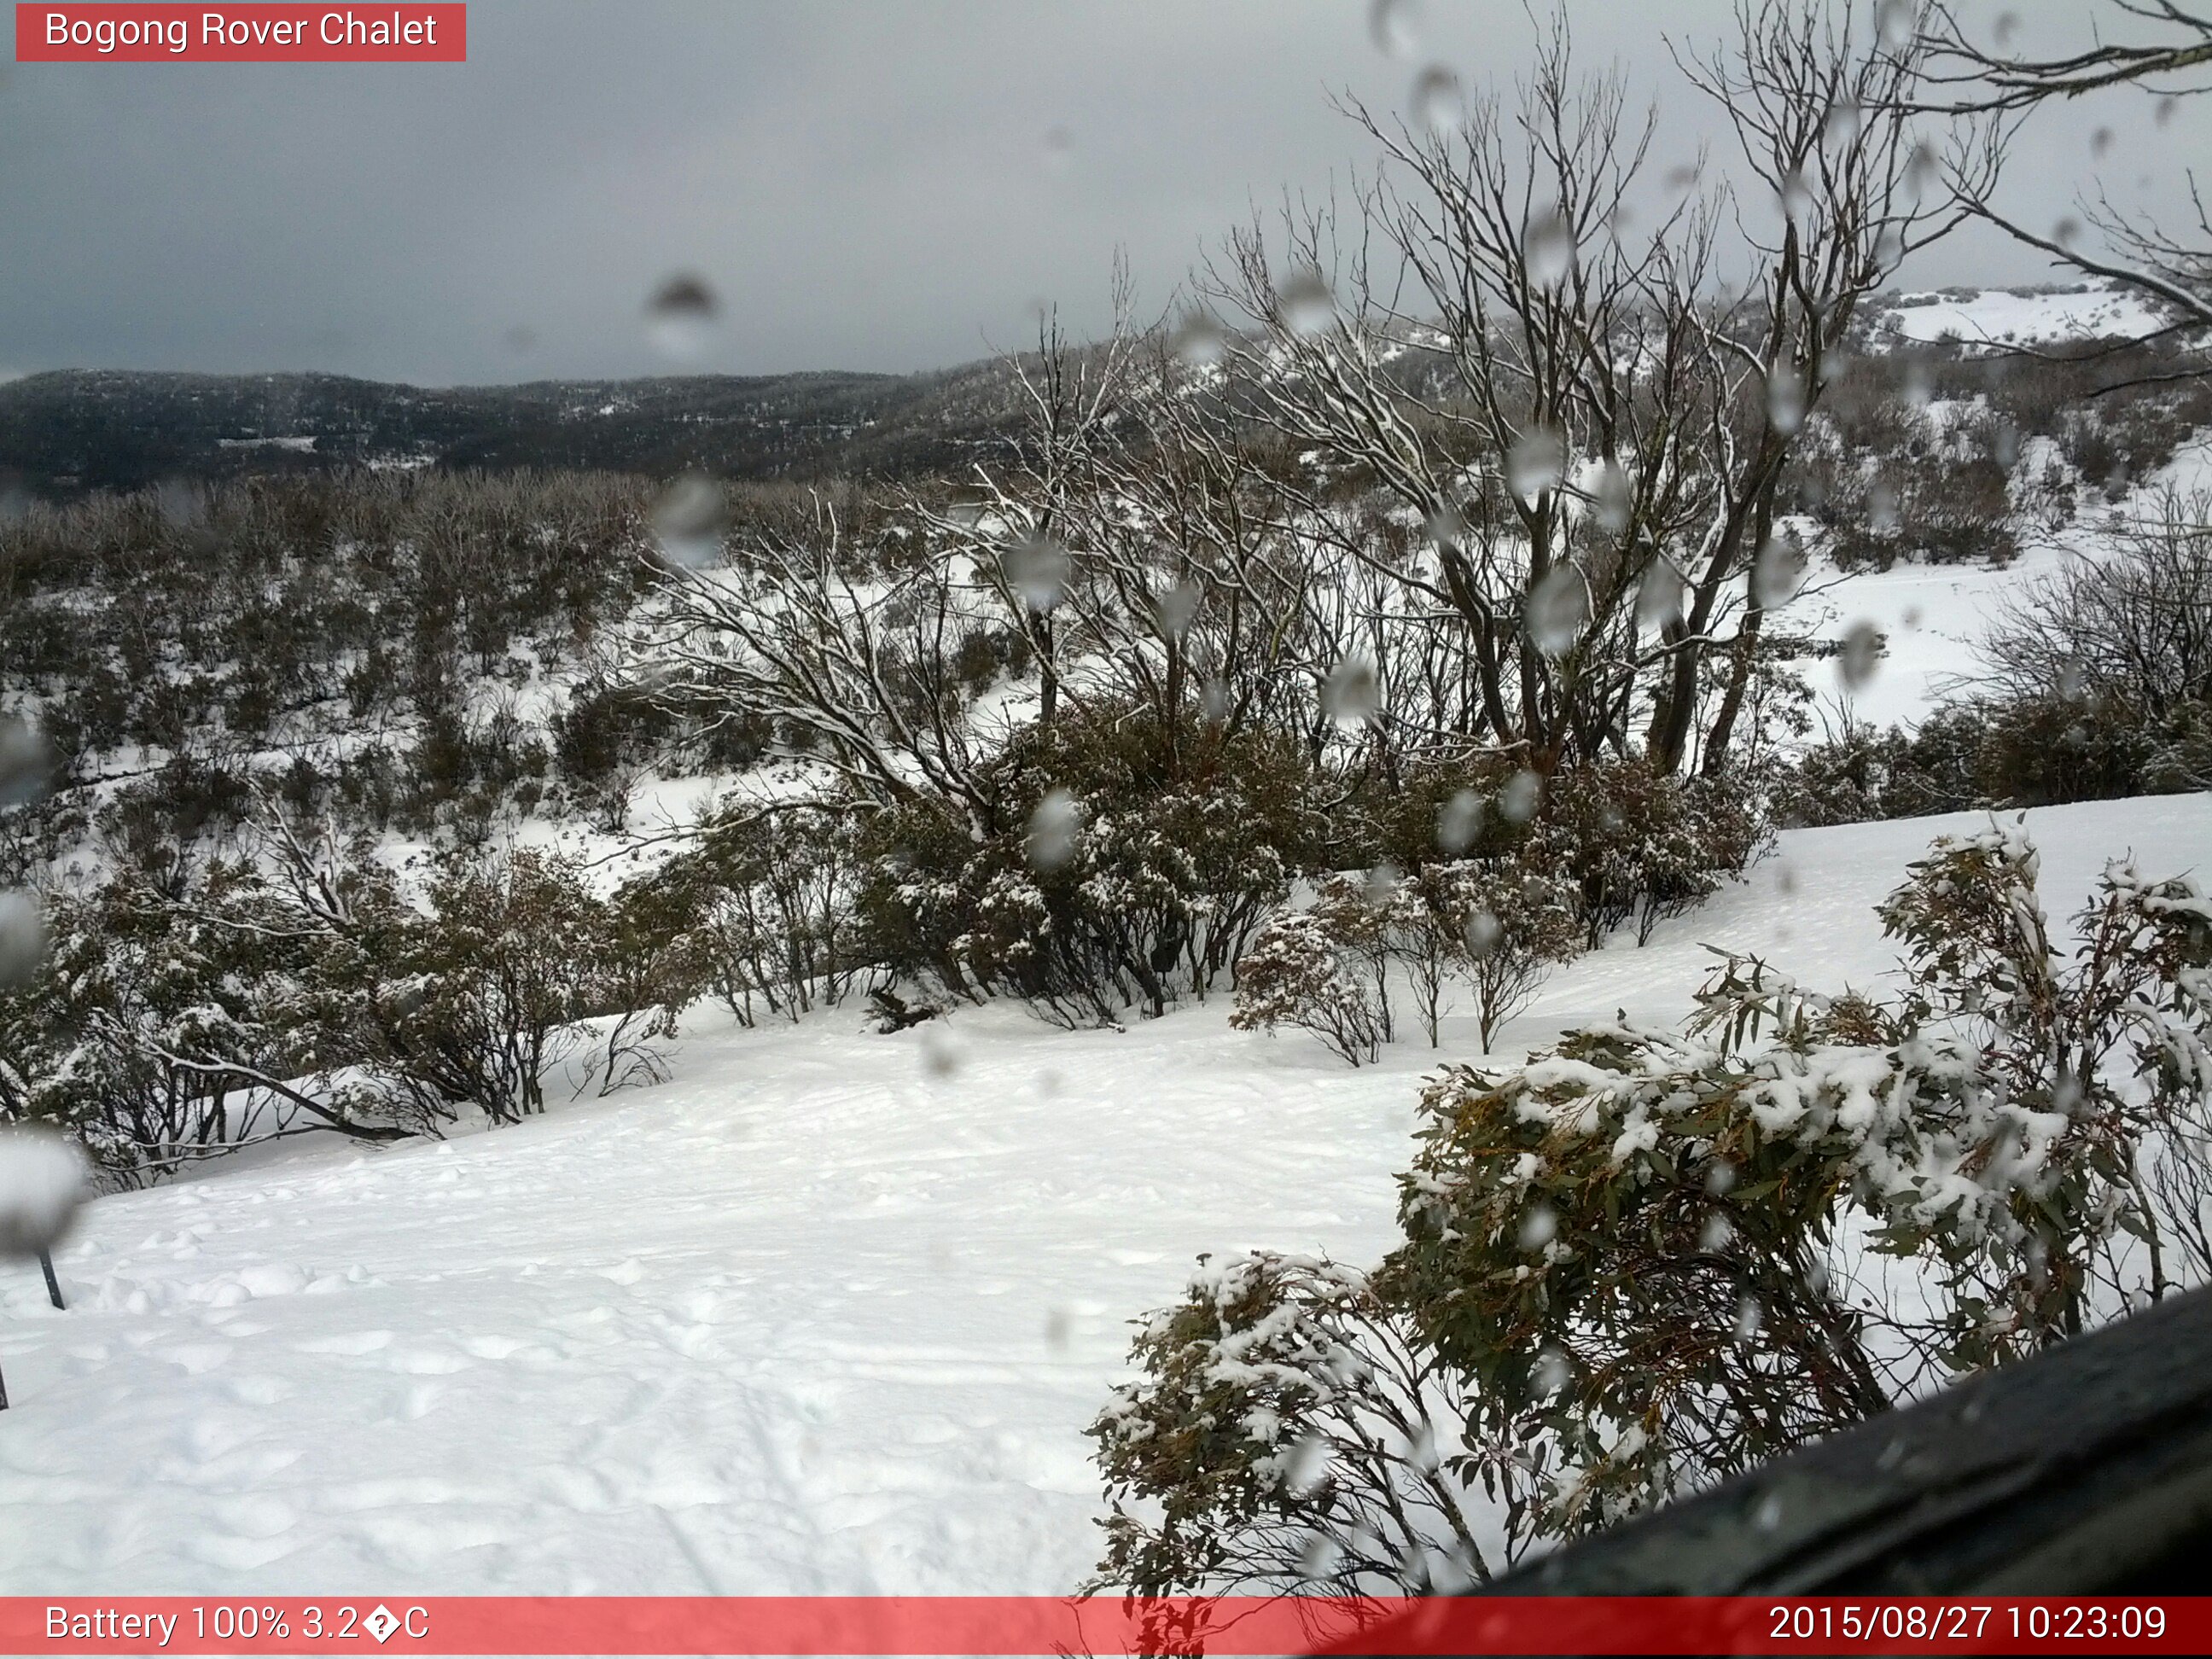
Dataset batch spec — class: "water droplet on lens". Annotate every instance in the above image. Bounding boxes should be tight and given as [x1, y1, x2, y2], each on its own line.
[1285, 1432, 1331, 1495]
[2156, 99, 2176, 129]
[1868, 480, 1900, 533]
[1699, 1212, 1736, 1251]
[1876, 0, 1917, 51]
[1704, 1158, 1737, 1196]
[919, 1024, 963, 1079]
[1522, 208, 1575, 290]
[651, 474, 727, 568]
[1532, 1346, 1572, 1397]
[1901, 605, 1922, 631]
[1464, 910, 1503, 958]
[1636, 560, 1685, 631]
[1278, 267, 1337, 338]
[0, 891, 48, 990]
[0, 718, 54, 809]
[0, 1123, 86, 1255]
[1517, 1203, 1557, 1251]
[1822, 96, 1862, 157]
[1593, 460, 1633, 533]
[1426, 503, 1466, 554]
[155, 477, 207, 527]
[1004, 532, 1069, 612]
[1906, 138, 1941, 200]
[1754, 1491, 1786, 1531]
[1752, 536, 1805, 609]
[1733, 1295, 1764, 1340]
[1839, 618, 1883, 689]
[1994, 10, 2019, 47]
[1040, 125, 1074, 177]
[1766, 364, 1807, 434]
[2052, 215, 2082, 250]
[1156, 579, 1202, 640]
[1778, 167, 1813, 224]
[1437, 789, 1485, 854]
[1365, 862, 1402, 911]
[1321, 657, 1382, 728]
[1506, 426, 1567, 499]
[1298, 1529, 1343, 1579]
[1412, 64, 1463, 134]
[1369, 0, 1418, 58]
[1526, 564, 1590, 657]
[1026, 789, 1081, 871]
[1043, 1307, 1072, 1351]
[1173, 310, 1226, 367]
[1992, 422, 2020, 469]
[1499, 768, 1541, 824]
[1202, 677, 1231, 724]
[2090, 125, 2113, 159]
[2057, 656, 2086, 701]
[645, 272, 720, 360]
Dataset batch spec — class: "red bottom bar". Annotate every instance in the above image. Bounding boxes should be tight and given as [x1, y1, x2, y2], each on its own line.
[1, 1596, 2201, 1656]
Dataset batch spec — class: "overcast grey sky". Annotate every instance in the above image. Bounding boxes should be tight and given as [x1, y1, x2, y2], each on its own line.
[0, 1, 2197, 385]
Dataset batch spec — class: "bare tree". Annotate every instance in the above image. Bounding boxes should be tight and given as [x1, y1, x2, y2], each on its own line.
[647, 492, 1007, 830]
[1922, 1, 2212, 334]
[1975, 486, 2212, 719]
[1189, 4, 1988, 779]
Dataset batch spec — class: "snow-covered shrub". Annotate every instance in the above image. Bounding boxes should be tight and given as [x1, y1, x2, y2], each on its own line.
[1423, 860, 1583, 1049]
[1094, 823, 2212, 1592]
[0, 867, 411, 1186]
[1087, 1250, 1497, 1598]
[329, 847, 605, 1126]
[650, 805, 862, 1026]
[552, 678, 676, 832]
[1776, 705, 1987, 825]
[1530, 760, 1772, 947]
[1373, 757, 1769, 951]
[584, 872, 714, 1095]
[1230, 878, 1394, 1066]
[863, 710, 1322, 1026]
[1964, 488, 2212, 805]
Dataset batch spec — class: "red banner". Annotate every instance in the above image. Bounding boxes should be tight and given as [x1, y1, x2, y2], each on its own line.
[0, 1597, 2203, 1655]
[14, 5, 465, 61]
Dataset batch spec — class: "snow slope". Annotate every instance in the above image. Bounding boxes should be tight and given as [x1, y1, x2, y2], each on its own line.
[1800, 434, 2212, 734]
[1873, 282, 2168, 347]
[3, 794, 2209, 1595]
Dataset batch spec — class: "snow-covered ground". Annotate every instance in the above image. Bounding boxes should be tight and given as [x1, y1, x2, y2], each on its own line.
[4, 791, 2207, 1595]
[1872, 282, 2169, 347]
[1802, 432, 2212, 734]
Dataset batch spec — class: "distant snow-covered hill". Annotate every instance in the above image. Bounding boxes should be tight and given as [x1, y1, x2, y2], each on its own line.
[1870, 280, 2171, 348]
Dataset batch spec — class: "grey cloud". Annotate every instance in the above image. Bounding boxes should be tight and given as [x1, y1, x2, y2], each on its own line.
[0, 0, 2194, 384]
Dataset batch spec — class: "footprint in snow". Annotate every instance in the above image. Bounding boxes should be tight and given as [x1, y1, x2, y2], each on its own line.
[227, 1374, 292, 1406]
[160, 1342, 234, 1376]
[384, 1348, 472, 1376]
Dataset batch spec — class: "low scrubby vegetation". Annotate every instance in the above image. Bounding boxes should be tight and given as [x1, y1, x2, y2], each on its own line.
[1093, 824, 2212, 1592]
[1783, 487, 2212, 823]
